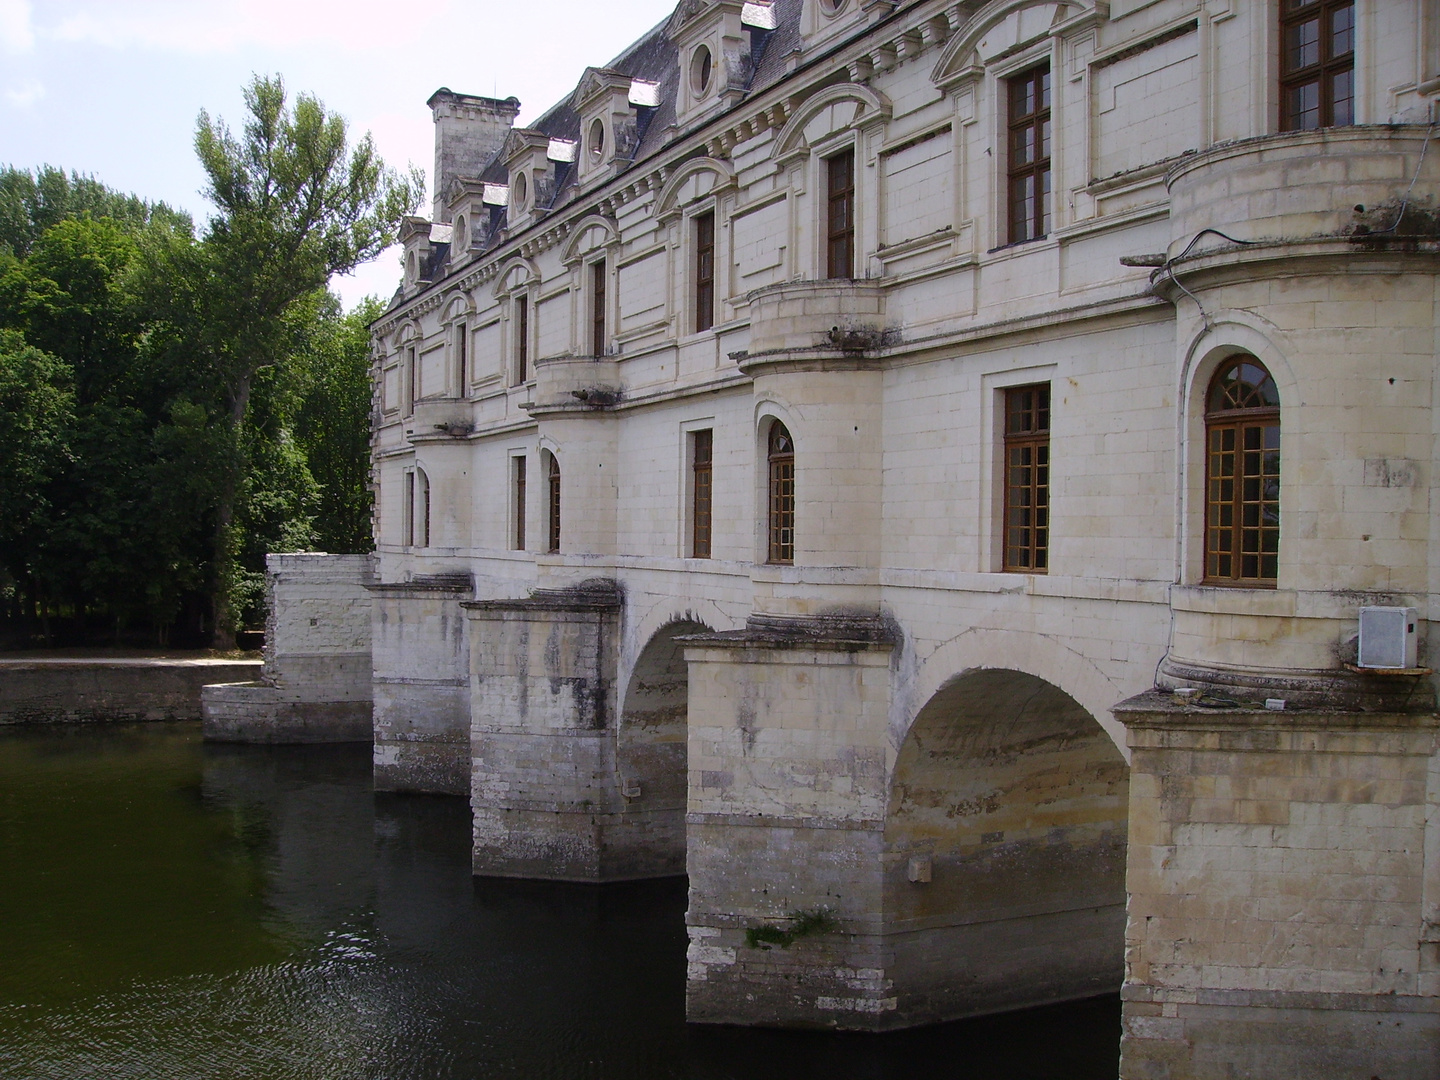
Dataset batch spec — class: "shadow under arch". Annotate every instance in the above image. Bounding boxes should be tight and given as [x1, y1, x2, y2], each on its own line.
[883, 667, 1129, 1025]
[615, 618, 711, 878]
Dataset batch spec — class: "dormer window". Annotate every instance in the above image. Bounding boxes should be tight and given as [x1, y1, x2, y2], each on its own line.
[588, 119, 606, 163]
[691, 45, 713, 97]
[513, 171, 528, 209]
[454, 214, 468, 249]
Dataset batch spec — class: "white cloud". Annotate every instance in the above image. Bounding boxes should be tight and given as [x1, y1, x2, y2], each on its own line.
[4, 77, 44, 107]
[46, 0, 457, 54]
[0, 0, 34, 52]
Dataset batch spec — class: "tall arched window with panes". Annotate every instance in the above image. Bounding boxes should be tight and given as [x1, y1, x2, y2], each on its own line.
[546, 452, 562, 554]
[1204, 356, 1280, 585]
[767, 422, 794, 565]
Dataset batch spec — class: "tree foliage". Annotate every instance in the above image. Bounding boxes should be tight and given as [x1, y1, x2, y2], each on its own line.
[0, 75, 408, 649]
[0, 164, 191, 258]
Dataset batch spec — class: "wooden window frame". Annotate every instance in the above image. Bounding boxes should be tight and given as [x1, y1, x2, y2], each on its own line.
[767, 422, 795, 565]
[1204, 357, 1281, 586]
[405, 346, 416, 416]
[513, 456, 527, 551]
[590, 260, 607, 357]
[546, 453, 561, 554]
[692, 428, 713, 558]
[694, 211, 715, 333]
[1280, 0, 1355, 132]
[455, 322, 467, 397]
[825, 148, 855, 280]
[1006, 63, 1052, 245]
[1002, 384, 1050, 573]
[404, 470, 415, 547]
[513, 294, 529, 385]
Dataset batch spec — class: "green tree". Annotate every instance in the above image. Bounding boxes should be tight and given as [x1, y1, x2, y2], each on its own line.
[0, 165, 190, 258]
[0, 330, 75, 637]
[152, 74, 418, 645]
[292, 294, 380, 554]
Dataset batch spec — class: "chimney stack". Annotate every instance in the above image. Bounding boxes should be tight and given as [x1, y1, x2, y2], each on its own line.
[427, 89, 522, 222]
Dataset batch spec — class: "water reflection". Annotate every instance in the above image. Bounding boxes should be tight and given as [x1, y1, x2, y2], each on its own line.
[0, 723, 1119, 1079]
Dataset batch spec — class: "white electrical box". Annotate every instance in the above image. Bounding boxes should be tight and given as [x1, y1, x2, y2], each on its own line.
[1357, 606, 1419, 669]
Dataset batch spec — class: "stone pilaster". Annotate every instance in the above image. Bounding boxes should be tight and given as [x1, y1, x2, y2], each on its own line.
[1115, 691, 1440, 1080]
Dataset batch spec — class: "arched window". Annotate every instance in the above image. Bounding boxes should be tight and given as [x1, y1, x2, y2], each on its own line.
[1205, 356, 1280, 585]
[767, 422, 794, 564]
[546, 452, 561, 554]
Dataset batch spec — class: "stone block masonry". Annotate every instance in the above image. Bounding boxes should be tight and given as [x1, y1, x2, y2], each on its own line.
[1116, 693, 1440, 1080]
[202, 553, 373, 744]
[2, 657, 262, 724]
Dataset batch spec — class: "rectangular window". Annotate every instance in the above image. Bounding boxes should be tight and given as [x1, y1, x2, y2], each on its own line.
[691, 429, 713, 558]
[404, 470, 415, 547]
[1003, 384, 1050, 572]
[1007, 64, 1052, 245]
[547, 456, 561, 554]
[591, 261, 606, 357]
[456, 323, 467, 396]
[419, 472, 430, 548]
[1206, 421, 1280, 583]
[695, 211, 715, 333]
[513, 295, 529, 385]
[513, 456, 527, 551]
[405, 347, 417, 416]
[767, 426, 795, 565]
[1280, 0, 1354, 131]
[826, 149, 855, 280]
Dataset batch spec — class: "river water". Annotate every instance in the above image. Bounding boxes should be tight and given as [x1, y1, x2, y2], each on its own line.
[0, 723, 1120, 1080]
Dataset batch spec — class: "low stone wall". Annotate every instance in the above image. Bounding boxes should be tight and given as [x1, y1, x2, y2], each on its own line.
[0, 658, 262, 724]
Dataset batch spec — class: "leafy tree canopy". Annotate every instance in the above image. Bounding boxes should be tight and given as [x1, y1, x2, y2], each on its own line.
[0, 164, 192, 258]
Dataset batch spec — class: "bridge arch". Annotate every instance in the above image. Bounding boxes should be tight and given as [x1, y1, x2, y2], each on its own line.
[614, 617, 712, 876]
[882, 665, 1129, 1023]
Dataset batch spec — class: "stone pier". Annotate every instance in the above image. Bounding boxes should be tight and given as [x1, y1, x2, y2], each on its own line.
[202, 553, 372, 744]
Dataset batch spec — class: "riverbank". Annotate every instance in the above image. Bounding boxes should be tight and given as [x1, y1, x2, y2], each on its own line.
[0, 652, 261, 724]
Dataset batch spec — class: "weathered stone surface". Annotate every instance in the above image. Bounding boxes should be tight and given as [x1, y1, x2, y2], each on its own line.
[202, 553, 374, 745]
[1116, 692, 1440, 1078]
[2, 659, 261, 724]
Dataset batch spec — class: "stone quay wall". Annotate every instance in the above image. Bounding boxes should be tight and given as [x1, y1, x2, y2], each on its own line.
[0, 658, 262, 724]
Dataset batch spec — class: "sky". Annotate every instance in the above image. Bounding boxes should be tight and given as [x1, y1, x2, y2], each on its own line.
[0, 0, 681, 309]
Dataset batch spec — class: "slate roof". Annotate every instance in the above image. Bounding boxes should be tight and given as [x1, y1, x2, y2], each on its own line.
[477, 0, 803, 219]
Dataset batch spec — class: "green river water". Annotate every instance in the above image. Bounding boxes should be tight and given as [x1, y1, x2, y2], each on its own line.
[0, 722, 1120, 1079]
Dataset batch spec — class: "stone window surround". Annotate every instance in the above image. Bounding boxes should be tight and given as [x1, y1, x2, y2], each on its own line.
[1180, 333, 1294, 589]
[495, 265, 537, 388]
[802, 126, 866, 281]
[679, 416, 717, 559]
[674, 192, 731, 342]
[981, 363, 1056, 575]
[983, 36, 1060, 253]
[403, 466, 430, 549]
[510, 450, 528, 552]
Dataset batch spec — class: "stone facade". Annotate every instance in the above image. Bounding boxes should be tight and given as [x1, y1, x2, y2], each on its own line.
[270, 0, 1440, 1072]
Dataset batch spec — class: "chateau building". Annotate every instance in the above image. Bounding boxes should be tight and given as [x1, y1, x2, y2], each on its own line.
[211, 1, 1440, 1075]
